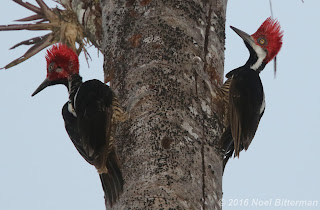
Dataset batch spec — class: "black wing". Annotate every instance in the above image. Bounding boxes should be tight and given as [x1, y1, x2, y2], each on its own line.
[62, 102, 94, 164]
[74, 80, 125, 205]
[229, 69, 264, 157]
[74, 79, 113, 161]
[63, 82, 124, 206]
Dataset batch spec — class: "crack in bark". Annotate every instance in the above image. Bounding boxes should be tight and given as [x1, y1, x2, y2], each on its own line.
[201, 118, 206, 209]
[203, 4, 213, 73]
[201, 4, 213, 209]
[194, 70, 198, 95]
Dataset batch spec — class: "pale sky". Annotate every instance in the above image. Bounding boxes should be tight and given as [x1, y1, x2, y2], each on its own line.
[0, 1, 319, 210]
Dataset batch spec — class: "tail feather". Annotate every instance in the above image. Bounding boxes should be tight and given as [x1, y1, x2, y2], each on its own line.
[99, 150, 124, 207]
[107, 155, 124, 194]
[99, 173, 114, 206]
[221, 126, 245, 173]
[223, 143, 234, 172]
[221, 126, 234, 172]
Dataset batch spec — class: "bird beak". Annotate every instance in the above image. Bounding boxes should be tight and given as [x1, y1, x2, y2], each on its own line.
[230, 26, 255, 46]
[32, 78, 56, 97]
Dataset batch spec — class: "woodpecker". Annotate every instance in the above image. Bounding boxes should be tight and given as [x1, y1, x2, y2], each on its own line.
[32, 44, 127, 206]
[220, 17, 283, 169]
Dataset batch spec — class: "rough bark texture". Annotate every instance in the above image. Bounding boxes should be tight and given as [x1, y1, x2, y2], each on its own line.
[101, 0, 227, 209]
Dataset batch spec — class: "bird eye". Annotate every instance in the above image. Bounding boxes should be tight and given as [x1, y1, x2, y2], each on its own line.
[48, 62, 55, 72]
[258, 37, 266, 45]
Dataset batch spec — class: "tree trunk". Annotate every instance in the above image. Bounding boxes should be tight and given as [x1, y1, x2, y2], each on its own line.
[100, 0, 227, 209]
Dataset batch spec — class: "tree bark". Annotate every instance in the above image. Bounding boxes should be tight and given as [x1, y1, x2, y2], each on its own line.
[100, 0, 227, 209]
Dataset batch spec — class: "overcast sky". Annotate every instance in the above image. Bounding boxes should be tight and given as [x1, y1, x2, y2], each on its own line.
[0, 1, 319, 210]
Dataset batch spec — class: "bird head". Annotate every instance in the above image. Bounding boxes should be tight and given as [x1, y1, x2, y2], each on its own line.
[32, 44, 79, 96]
[230, 17, 283, 71]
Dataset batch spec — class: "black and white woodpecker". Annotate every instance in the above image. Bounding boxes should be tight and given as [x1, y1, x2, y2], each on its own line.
[220, 17, 283, 169]
[32, 44, 127, 206]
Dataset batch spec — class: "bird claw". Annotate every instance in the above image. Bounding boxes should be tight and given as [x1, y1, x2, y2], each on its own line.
[0, 0, 86, 69]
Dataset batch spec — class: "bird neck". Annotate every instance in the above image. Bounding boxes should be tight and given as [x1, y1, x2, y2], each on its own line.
[244, 42, 267, 73]
[68, 74, 83, 104]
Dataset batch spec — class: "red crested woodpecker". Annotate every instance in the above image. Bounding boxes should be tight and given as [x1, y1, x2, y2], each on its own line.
[221, 17, 283, 169]
[32, 44, 126, 207]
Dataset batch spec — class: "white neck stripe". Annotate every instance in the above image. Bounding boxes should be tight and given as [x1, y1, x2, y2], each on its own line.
[250, 44, 267, 71]
[73, 87, 80, 110]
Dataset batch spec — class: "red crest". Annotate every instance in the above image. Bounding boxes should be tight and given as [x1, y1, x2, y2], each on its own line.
[45, 44, 79, 75]
[251, 17, 283, 63]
